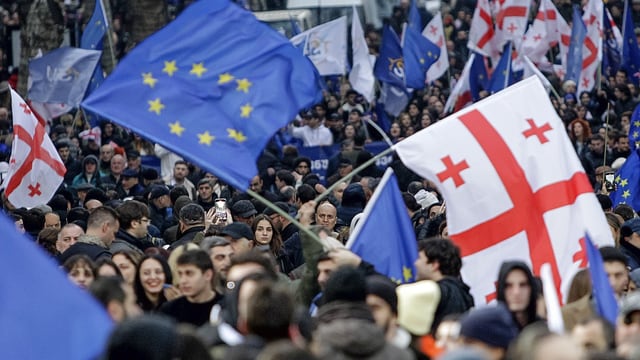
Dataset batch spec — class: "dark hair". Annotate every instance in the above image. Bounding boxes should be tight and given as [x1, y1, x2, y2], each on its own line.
[67, 207, 90, 226]
[87, 206, 119, 230]
[600, 246, 628, 266]
[251, 214, 284, 257]
[169, 186, 189, 203]
[179, 203, 205, 225]
[134, 255, 173, 312]
[246, 282, 294, 341]
[296, 184, 316, 204]
[418, 237, 462, 276]
[37, 227, 60, 256]
[402, 192, 421, 212]
[293, 156, 311, 169]
[229, 249, 279, 281]
[275, 170, 295, 187]
[116, 200, 149, 230]
[89, 276, 125, 308]
[95, 258, 123, 278]
[62, 254, 97, 277]
[176, 249, 213, 273]
[614, 204, 636, 221]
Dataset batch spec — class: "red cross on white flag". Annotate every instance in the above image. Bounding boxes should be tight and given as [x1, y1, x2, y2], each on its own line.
[422, 12, 449, 83]
[394, 76, 613, 305]
[2, 89, 66, 208]
[468, 0, 499, 60]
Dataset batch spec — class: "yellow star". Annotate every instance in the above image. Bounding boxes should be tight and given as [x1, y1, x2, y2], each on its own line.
[240, 103, 253, 118]
[616, 175, 622, 183]
[163, 60, 178, 76]
[190, 62, 207, 77]
[236, 78, 252, 93]
[620, 178, 629, 187]
[218, 73, 234, 84]
[169, 121, 185, 136]
[419, 58, 425, 64]
[634, 131, 639, 139]
[148, 98, 165, 115]
[198, 131, 215, 145]
[228, 128, 247, 143]
[402, 266, 413, 283]
[142, 72, 158, 88]
[623, 190, 631, 199]
[635, 121, 640, 127]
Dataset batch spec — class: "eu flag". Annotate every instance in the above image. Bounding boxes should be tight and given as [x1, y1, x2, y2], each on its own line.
[469, 52, 489, 101]
[374, 25, 405, 89]
[0, 212, 113, 359]
[610, 146, 640, 211]
[408, 0, 423, 33]
[602, 8, 621, 78]
[82, 0, 322, 191]
[346, 168, 419, 283]
[622, 0, 640, 86]
[629, 104, 640, 148]
[489, 42, 515, 93]
[585, 234, 618, 324]
[565, 5, 586, 84]
[80, 0, 107, 50]
[402, 23, 440, 89]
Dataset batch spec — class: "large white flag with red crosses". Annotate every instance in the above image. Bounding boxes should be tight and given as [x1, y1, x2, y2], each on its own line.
[468, 0, 498, 59]
[2, 89, 65, 208]
[394, 76, 613, 305]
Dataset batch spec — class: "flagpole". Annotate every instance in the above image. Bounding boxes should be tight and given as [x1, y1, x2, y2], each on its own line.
[247, 189, 324, 246]
[604, 102, 611, 167]
[99, 0, 117, 72]
[364, 117, 394, 147]
[312, 146, 395, 203]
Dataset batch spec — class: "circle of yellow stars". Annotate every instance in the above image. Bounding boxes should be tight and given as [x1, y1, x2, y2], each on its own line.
[141, 62, 255, 146]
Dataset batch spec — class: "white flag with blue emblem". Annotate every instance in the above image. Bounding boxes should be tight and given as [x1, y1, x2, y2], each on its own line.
[291, 16, 347, 75]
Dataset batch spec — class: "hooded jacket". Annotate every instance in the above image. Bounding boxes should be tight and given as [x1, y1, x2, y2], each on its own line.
[496, 261, 541, 330]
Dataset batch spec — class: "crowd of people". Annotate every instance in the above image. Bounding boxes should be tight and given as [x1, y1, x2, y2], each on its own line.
[2, 0, 640, 359]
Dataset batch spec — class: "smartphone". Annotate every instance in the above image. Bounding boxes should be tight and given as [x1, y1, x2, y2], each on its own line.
[214, 198, 227, 221]
[604, 171, 615, 192]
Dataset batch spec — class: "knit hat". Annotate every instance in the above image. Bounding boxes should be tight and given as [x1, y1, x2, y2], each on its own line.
[366, 275, 398, 314]
[231, 200, 257, 218]
[396, 280, 441, 335]
[459, 304, 519, 349]
[149, 186, 170, 200]
[414, 189, 439, 210]
[220, 222, 254, 240]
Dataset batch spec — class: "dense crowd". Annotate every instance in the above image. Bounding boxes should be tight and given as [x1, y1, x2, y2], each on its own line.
[2, 0, 640, 359]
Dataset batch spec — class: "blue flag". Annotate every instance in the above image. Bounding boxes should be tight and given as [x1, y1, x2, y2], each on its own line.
[469, 52, 489, 101]
[402, 24, 440, 89]
[374, 102, 393, 134]
[346, 168, 419, 283]
[565, 5, 586, 84]
[489, 42, 515, 93]
[80, 0, 108, 119]
[630, 104, 640, 148]
[585, 234, 619, 324]
[29, 47, 101, 107]
[408, 0, 422, 33]
[374, 25, 405, 89]
[602, 9, 621, 78]
[622, 0, 640, 86]
[610, 147, 640, 211]
[0, 213, 113, 358]
[80, 0, 107, 50]
[82, 0, 322, 191]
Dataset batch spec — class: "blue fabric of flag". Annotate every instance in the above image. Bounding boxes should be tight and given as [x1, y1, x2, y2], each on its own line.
[469, 52, 489, 101]
[347, 168, 419, 283]
[0, 212, 113, 359]
[602, 9, 621, 78]
[402, 23, 440, 89]
[489, 42, 515, 93]
[565, 5, 587, 84]
[585, 233, 619, 324]
[622, 0, 640, 86]
[81, 0, 323, 191]
[610, 148, 640, 211]
[374, 25, 406, 89]
[29, 47, 101, 107]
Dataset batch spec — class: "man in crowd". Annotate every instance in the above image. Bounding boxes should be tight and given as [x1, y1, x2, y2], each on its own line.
[58, 206, 120, 263]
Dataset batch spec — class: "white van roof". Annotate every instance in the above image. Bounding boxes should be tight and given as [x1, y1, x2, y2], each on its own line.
[253, 9, 311, 22]
[287, 0, 363, 8]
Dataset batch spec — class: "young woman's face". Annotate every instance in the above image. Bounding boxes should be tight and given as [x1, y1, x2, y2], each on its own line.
[255, 219, 273, 245]
[344, 125, 355, 138]
[68, 263, 94, 289]
[139, 258, 166, 295]
[390, 123, 401, 137]
[113, 254, 136, 285]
